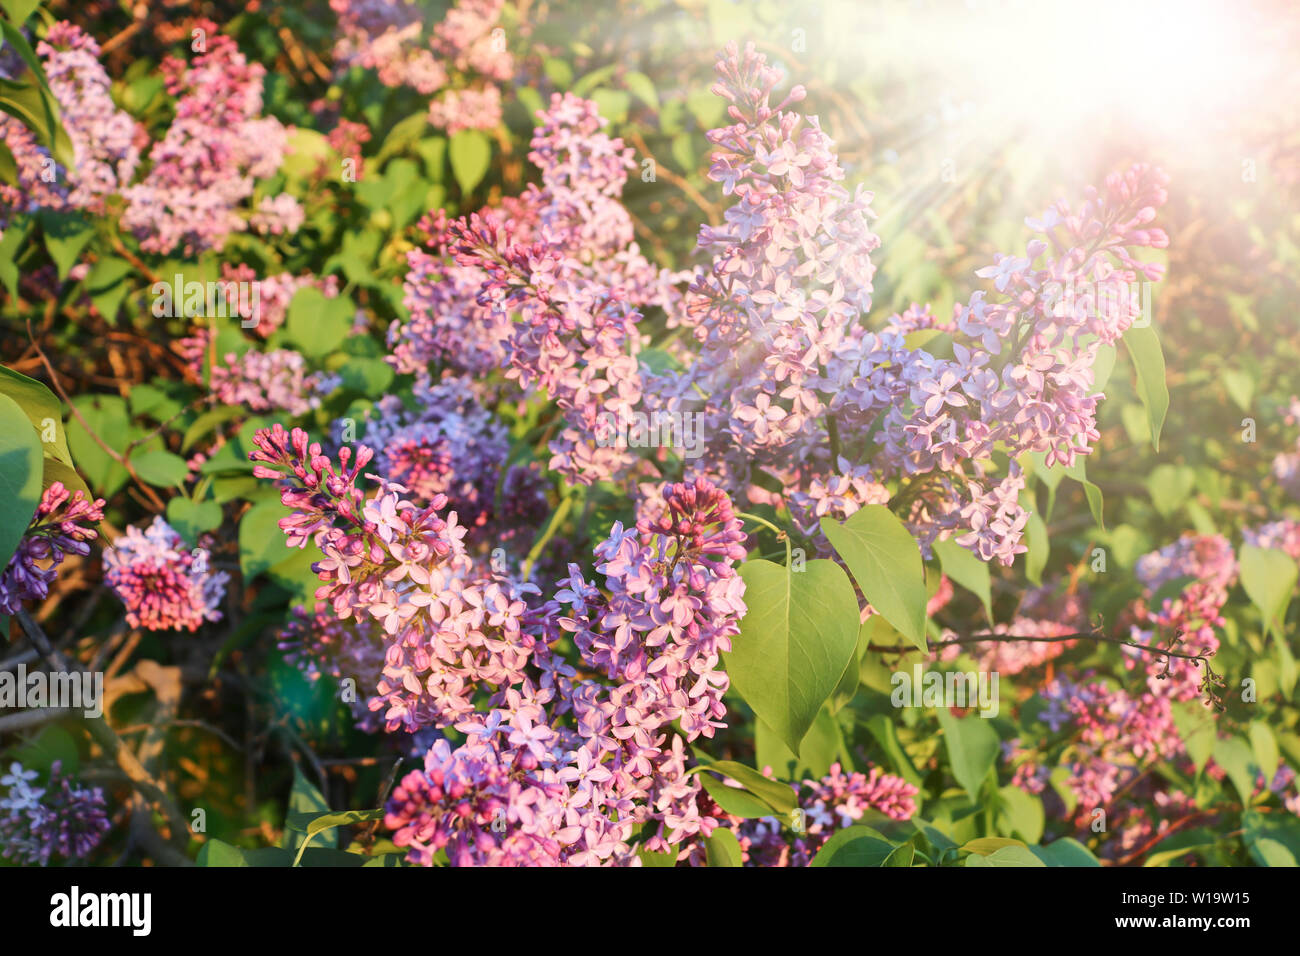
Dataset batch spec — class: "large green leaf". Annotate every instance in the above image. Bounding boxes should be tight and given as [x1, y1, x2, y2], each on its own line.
[0, 364, 73, 466]
[0, 393, 43, 572]
[448, 128, 491, 195]
[287, 286, 353, 357]
[809, 825, 897, 866]
[1122, 323, 1169, 452]
[725, 558, 860, 753]
[938, 707, 999, 800]
[1239, 544, 1297, 639]
[821, 505, 927, 651]
[689, 759, 796, 816]
[704, 827, 743, 867]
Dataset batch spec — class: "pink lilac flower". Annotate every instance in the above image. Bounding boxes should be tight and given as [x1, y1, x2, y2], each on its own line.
[250, 193, 306, 236]
[253, 429, 749, 865]
[102, 516, 230, 631]
[730, 763, 918, 866]
[326, 118, 371, 181]
[34, 22, 141, 212]
[0, 22, 141, 230]
[444, 93, 683, 484]
[180, 328, 332, 416]
[427, 86, 503, 135]
[1040, 678, 1181, 810]
[121, 20, 289, 255]
[642, 44, 1168, 572]
[0, 761, 110, 866]
[1244, 518, 1300, 560]
[1127, 534, 1236, 700]
[0, 482, 105, 615]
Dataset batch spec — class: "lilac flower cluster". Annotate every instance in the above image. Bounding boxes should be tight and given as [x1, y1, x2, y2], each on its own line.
[121, 20, 292, 255]
[359, 374, 546, 548]
[643, 43, 1169, 571]
[0, 762, 110, 866]
[445, 94, 682, 483]
[252, 426, 749, 864]
[1244, 518, 1300, 560]
[179, 328, 332, 416]
[1039, 678, 1181, 810]
[730, 763, 919, 866]
[0, 482, 105, 615]
[330, 0, 511, 133]
[102, 516, 230, 632]
[0, 22, 140, 230]
[1127, 534, 1237, 700]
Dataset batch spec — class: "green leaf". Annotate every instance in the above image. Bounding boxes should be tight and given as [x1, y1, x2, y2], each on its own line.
[287, 808, 384, 867]
[636, 848, 677, 867]
[933, 536, 992, 622]
[239, 498, 298, 579]
[689, 760, 796, 816]
[1028, 838, 1101, 867]
[1249, 721, 1279, 782]
[85, 255, 133, 323]
[754, 705, 847, 781]
[0, 393, 43, 571]
[1122, 323, 1169, 451]
[167, 497, 222, 545]
[698, 773, 778, 819]
[129, 448, 189, 488]
[287, 286, 353, 358]
[38, 209, 93, 279]
[448, 128, 491, 195]
[1063, 458, 1105, 531]
[863, 714, 924, 788]
[66, 394, 129, 497]
[996, 785, 1044, 844]
[1145, 463, 1195, 519]
[624, 70, 659, 110]
[1239, 544, 1297, 639]
[1171, 700, 1215, 775]
[704, 827, 743, 867]
[197, 840, 294, 867]
[281, 765, 333, 857]
[1022, 507, 1048, 586]
[591, 89, 630, 124]
[965, 845, 1045, 867]
[0, 1, 42, 26]
[810, 826, 897, 867]
[821, 505, 928, 652]
[725, 557, 860, 753]
[339, 356, 395, 396]
[938, 708, 999, 801]
[1211, 736, 1258, 806]
[0, 364, 73, 466]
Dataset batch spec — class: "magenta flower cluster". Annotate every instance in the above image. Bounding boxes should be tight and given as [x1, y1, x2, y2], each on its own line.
[0, 482, 105, 615]
[731, 763, 919, 866]
[0, 761, 110, 866]
[120, 20, 293, 255]
[330, 0, 510, 134]
[251, 424, 752, 863]
[102, 516, 230, 632]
